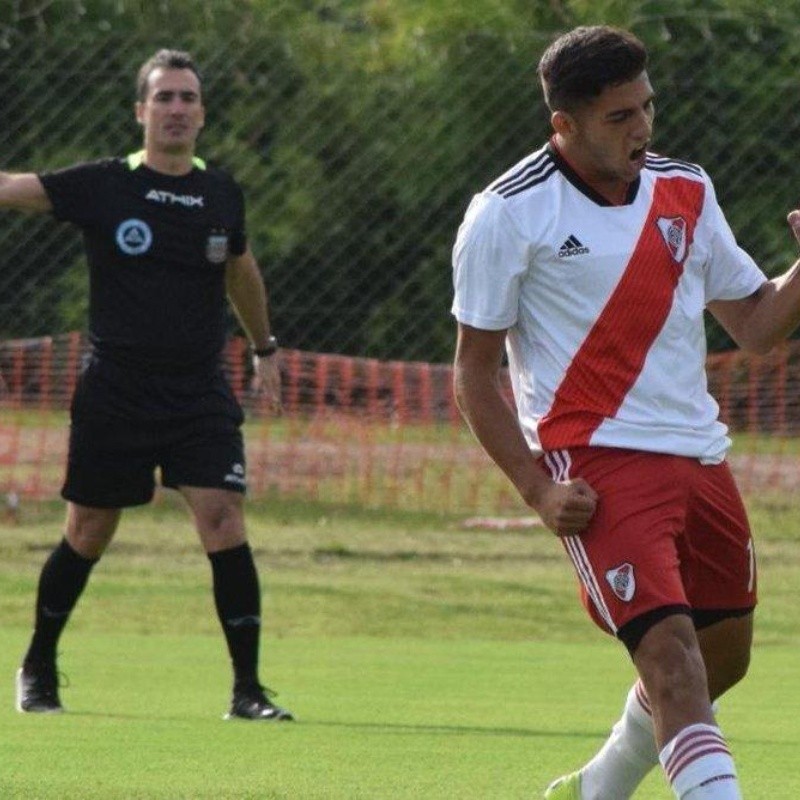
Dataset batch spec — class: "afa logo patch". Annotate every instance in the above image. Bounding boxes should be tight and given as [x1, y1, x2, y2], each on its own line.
[206, 232, 229, 264]
[116, 219, 153, 255]
[605, 562, 636, 602]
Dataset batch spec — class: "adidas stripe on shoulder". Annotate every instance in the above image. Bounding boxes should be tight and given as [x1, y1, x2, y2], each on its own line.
[489, 151, 558, 199]
[645, 154, 702, 176]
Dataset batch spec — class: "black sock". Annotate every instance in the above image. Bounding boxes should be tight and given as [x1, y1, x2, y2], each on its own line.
[24, 538, 99, 666]
[208, 543, 262, 687]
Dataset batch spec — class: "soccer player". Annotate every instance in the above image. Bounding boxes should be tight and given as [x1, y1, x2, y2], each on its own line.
[452, 25, 800, 799]
[1, 49, 293, 721]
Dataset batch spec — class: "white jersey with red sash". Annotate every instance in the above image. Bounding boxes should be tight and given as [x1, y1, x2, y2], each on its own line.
[451, 142, 766, 463]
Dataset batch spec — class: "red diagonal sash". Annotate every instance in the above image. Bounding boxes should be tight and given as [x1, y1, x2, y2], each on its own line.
[538, 176, 705, 449]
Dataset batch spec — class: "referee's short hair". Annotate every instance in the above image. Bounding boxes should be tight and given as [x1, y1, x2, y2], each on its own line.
[538, 26, 647, 113]
[136, 49, 202, 101]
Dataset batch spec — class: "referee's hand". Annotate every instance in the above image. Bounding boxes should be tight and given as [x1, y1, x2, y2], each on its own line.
[252, 354, 282, 414]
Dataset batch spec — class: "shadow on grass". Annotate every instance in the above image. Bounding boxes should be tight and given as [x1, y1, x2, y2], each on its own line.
[310, 719, 608, 739]
[30, 709, 794, 748]
[64, 709, 606, 740]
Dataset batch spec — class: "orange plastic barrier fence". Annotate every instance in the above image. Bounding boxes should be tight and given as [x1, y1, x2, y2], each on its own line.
[1, 333, 798, 514]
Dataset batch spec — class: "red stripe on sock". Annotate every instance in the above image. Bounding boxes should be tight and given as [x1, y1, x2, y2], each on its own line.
[666, 729, 726, 769]
[634, 681, 651, 715]
[666, 744, 731, 783]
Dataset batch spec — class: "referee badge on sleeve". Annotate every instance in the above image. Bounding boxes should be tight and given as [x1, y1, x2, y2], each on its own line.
[206, 230, 229, 264]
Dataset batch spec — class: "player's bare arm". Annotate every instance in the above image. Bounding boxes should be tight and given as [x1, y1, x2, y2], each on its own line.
[453, 323, 597, 535]
[226, 247, 281, 409]
[708, 209, 800, 355]
[0, 172, 52, 213]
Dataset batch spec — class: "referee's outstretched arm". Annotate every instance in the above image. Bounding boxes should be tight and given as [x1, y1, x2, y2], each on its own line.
[0, 171, 52, 214]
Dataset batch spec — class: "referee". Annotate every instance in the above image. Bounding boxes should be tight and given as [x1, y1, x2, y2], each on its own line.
[1, 49, 293, 721]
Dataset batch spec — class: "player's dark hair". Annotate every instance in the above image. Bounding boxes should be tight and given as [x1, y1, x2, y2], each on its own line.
[136, 49, 202, 101]
[537, 26, 647, 112]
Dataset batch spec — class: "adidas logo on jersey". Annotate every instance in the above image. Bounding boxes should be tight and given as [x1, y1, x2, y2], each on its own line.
[558, 234, 590, 258]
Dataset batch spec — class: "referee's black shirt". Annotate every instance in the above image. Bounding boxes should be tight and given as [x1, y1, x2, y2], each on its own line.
[39, 154, 247, 375]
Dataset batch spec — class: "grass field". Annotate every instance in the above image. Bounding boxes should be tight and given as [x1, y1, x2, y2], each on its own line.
[1, 493, 799, 798]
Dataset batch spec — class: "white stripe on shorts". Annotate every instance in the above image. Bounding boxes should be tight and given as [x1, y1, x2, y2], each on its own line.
[543, 449, 617, 635]
[563, 534, 618, 634]
[543, 449, 571, 483]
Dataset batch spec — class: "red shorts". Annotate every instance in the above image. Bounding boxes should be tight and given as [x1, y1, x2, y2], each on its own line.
[540, 447, 757, 648]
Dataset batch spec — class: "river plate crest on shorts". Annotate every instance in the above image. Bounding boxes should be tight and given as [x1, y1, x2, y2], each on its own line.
[206, 232, 229, 264]
[656, 215, 687, 263]
[605, 562, 636, 602]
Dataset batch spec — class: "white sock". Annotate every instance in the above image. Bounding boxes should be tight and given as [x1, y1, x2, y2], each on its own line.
[659, 723, 741, 799]
[579, 681, 659, 799]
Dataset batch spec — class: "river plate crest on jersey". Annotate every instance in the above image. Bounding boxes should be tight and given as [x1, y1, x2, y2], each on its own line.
[656, 216, 688, 263]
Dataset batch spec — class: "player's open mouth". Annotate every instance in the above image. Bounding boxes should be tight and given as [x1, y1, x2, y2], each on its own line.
[629, 145, 648, 162]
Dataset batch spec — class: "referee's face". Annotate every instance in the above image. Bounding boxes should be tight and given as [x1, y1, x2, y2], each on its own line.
[136, 67, 205, 156]
[555, 71, 654, 197]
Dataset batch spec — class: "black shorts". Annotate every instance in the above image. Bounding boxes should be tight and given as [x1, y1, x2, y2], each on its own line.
[61, 358, 246, 508]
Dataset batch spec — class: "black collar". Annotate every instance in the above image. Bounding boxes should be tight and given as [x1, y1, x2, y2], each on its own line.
[547, 140, 640, 207]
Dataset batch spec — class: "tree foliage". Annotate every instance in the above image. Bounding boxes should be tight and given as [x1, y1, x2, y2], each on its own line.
[2, 0, 799, 357]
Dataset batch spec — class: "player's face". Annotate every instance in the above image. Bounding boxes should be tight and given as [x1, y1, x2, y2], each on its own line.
[136, 67, 205, 154]
[556, 72, 655, 195]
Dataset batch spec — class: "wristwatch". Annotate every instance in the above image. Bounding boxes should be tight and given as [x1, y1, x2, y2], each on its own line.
[253, 336, 278, 357]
